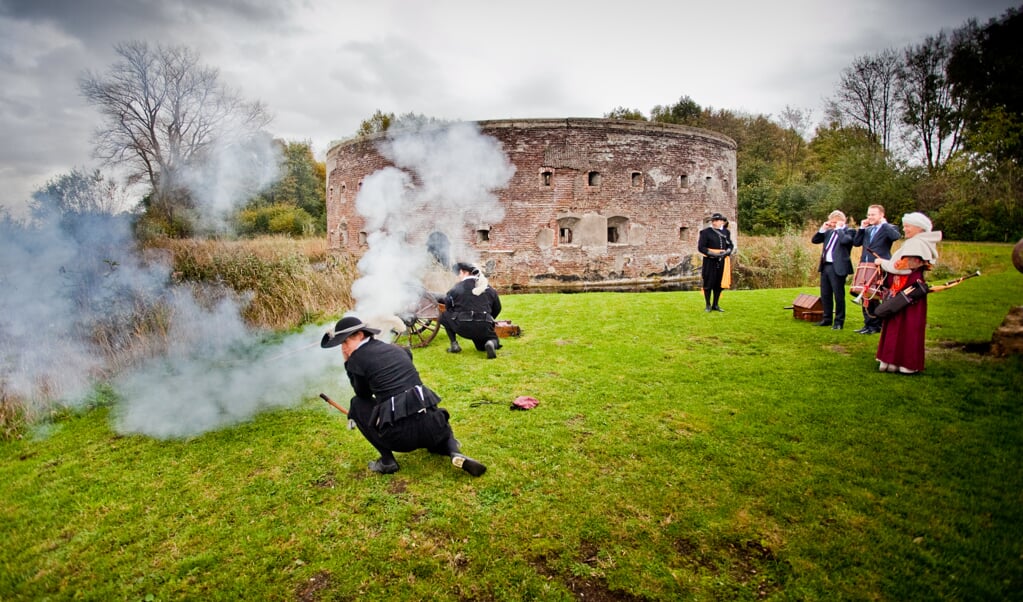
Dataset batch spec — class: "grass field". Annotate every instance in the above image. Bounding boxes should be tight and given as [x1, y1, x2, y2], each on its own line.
[1, 243, 1021, 600]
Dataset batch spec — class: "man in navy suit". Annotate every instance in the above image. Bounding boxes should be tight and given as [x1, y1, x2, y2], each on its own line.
[852, 204, 902, 334]
[811, 210, 855, 330]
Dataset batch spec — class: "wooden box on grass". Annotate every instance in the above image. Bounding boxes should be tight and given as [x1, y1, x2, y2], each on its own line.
[791, 294, 823, 322]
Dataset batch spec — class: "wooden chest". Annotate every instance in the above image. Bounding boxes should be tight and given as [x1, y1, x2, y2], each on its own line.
[790, 294, 823, 322]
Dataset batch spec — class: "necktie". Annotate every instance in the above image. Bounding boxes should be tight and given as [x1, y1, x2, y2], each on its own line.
[824, 231, 838, 260]
[868, 226, 876, 243]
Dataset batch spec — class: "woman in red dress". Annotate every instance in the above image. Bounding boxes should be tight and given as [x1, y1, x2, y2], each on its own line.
[873, 212, 942, 375]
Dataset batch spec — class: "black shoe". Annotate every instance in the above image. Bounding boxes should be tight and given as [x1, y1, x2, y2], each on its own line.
[854, 327, 869, 334]
[484, 340, 497, 359]
[859, 327, 879, 335]
[451, 453, 486, 477]
[711, 306, 724, 312]
[815, 319, 833, 327]
[368, 458, 399, 474]
[446, 341, 462, 353]
[704, 306, 712, 312]
[832, 323, 843, 330]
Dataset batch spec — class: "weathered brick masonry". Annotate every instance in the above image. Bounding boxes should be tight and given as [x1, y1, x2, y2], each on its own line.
[326, 118, 736, 291]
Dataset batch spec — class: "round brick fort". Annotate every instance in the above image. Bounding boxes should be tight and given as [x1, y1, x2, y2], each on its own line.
[325, 118, 737, 291]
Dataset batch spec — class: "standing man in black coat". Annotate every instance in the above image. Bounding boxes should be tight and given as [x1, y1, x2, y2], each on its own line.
[812, 210, 855, 330]
[697, 213, 735, 312]
[439, 262, 502, 359]
[321, 315, 486, 476]
[851, 204, 901, 334]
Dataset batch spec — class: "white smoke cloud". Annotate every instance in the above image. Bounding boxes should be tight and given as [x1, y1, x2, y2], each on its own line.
[180, 131, 283, 233]
[113, 318, 344, 439]
[1, 120, 513, 440]
[0, 136, 342, 440]
[350, 121, 515, 324]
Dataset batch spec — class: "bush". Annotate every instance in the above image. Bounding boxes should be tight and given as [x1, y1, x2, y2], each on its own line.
[236, 204, 315, 237]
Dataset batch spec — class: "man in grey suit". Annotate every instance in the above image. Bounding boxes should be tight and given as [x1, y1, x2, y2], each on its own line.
[811, 210, 855, 330]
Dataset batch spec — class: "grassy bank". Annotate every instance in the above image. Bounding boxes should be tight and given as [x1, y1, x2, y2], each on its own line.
[2, 244, 1020, 600]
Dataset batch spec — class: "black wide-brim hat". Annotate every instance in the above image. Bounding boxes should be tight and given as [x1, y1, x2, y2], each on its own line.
[320, 316, 381, 348]
[710, 212, 727, 221]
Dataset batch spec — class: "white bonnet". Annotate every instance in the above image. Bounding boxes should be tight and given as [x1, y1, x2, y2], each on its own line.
[902, 212, 932, 232]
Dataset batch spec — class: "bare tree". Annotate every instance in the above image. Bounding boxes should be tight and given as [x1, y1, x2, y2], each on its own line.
[79, 41, 272, 201]
[31, 168, 134, 218]
[832, 49, 903, 153]
[900, 32, 963, 172]
[776, 106, 813, 182]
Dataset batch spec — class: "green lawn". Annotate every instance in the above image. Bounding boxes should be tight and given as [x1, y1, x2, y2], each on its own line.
[2, 245, 1021, 601]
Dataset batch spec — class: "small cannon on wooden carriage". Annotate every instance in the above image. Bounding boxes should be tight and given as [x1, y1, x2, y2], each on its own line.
[393, 288, 521, 349]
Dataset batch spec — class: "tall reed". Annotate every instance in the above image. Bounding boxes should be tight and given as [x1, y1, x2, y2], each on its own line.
[152, 236, 356, 330]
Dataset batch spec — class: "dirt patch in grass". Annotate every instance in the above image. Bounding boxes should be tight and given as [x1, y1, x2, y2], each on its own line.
[673, 537, 789, 599]
[388, 478, 409, 495]
[295, 570, 332, 602]
[311, 471, 336, 488]
[530, 543, 648, 602]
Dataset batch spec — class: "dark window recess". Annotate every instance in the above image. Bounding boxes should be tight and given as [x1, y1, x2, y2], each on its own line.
[588, 171, 601, 186]
[559, 228, 573, 244]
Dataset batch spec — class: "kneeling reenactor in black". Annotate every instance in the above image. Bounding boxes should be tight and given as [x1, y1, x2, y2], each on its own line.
[439, 262, 502, 359]
[321, 315, 486, 476]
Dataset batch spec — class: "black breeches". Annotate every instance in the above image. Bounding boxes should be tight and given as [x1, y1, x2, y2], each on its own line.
[349, 396, 457, 458]
[440, 313, 497, 351]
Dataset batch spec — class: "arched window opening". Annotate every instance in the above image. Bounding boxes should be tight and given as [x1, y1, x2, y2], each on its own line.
[631, 172, 642, 187]
[679, 174, 689, 188]
[540, 170, 553, 187]
[426, 232, 451, 267]
[358, 231, 368, 245]
[557, 217, 579, 245]
[608, 216, 629, 244]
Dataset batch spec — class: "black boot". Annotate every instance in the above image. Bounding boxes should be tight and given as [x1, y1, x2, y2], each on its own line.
[446, 340, 462, 353]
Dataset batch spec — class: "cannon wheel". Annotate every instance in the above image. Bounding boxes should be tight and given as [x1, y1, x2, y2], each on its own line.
[395, 291, 442, 349]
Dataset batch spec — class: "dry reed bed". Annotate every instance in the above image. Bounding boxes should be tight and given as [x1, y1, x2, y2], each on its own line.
[150, 236, 356, 330]
[735, 225, 989, 290]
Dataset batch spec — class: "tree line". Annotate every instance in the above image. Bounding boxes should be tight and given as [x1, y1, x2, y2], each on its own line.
[607, 6, 1022, 241]
[24, 6, 1022, 242]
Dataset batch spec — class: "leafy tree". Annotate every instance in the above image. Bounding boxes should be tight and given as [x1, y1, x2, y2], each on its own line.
[249, 140, 325, 231]
[79, 41, 272, 235]
[948, 7, 1023, 165]
[650, 95, 702, 125]
[357, 110, 395, 136]
[604, 107, 647, 120]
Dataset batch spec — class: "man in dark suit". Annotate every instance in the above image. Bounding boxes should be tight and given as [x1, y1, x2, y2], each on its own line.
[851, 204, 902, 334]
[321, 315, 486, 477]
[811, 210, 855, 330]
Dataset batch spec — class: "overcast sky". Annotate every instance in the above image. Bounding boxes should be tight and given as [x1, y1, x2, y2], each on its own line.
[1, 0, 1018, 216]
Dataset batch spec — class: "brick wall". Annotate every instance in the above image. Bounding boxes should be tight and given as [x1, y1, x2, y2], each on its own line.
[326, 118, 736, 291]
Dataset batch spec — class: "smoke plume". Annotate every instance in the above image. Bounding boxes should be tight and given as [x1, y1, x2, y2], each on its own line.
[0, 135, 335, 439]
[0, 121, 512, 439]
[351, 120, 514, 326]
